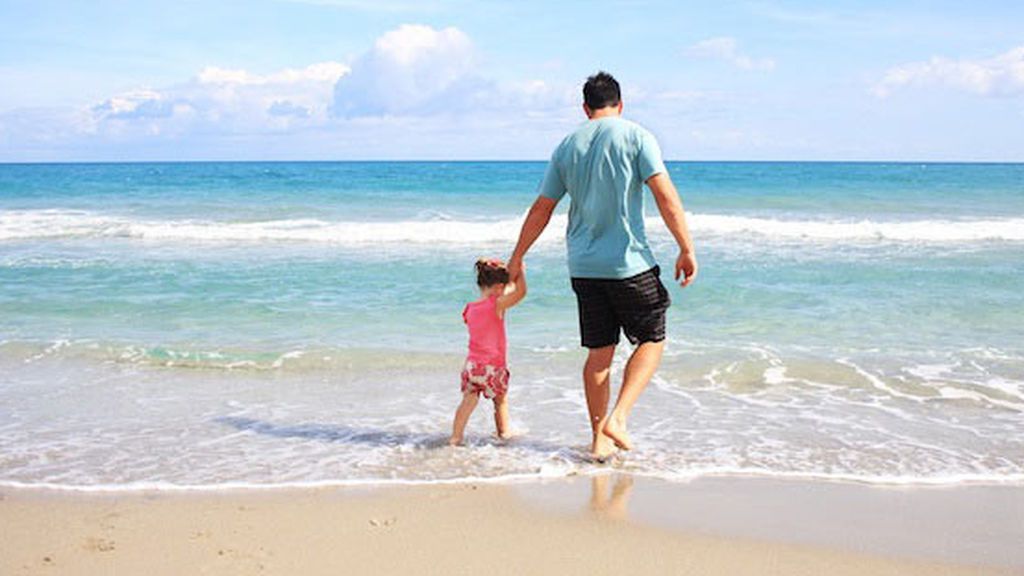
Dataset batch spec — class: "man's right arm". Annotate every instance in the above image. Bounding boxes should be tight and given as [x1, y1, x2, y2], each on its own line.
[507, 195, 558, 282]
[647, 172, 698, 287]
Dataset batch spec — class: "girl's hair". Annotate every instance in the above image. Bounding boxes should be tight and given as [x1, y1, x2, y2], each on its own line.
[475, 258, 510, 287]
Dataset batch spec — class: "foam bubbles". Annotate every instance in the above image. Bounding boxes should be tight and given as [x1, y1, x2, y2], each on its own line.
[3, 209, 1024, 247]
[2, 345, 1022, 490]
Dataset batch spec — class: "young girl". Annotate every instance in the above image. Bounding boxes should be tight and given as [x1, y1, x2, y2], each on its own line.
[449, 258, 527, 446]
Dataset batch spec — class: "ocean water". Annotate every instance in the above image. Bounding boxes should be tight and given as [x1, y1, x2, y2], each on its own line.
[1, 161, 1022, 490]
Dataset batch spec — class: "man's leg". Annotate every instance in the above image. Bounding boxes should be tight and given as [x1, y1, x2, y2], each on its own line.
[583, 344, 616, 459]
[602, 339, 664, 450]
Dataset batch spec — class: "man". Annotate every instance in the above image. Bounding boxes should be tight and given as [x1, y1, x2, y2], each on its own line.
[507, 71, 697, 460]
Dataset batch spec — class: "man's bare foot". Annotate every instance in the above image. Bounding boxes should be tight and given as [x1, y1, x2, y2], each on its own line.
[602, 416, 632, 451]
[590, 432, 618, 463]
[448, 436, 463, 447]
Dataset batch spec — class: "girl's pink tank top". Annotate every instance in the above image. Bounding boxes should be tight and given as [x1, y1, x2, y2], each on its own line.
[463, 295, 507, 367]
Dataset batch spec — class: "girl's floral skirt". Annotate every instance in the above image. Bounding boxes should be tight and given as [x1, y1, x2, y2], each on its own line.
[460, 360, 509, 399]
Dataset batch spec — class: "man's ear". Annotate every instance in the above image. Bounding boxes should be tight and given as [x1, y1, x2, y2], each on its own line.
[617, 101, 624, 114]
[583, 103, 592, 118]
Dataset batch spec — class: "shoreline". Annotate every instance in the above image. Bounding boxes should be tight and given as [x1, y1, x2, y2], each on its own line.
[4, 468, 1023, 492]
[3, 475, 1020, 575]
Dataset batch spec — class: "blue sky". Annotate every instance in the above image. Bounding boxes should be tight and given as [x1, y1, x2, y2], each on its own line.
[1, 0, 1022, 161]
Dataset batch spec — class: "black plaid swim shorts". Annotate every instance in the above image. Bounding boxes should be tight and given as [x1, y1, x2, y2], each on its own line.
[570, 266, 671, 349]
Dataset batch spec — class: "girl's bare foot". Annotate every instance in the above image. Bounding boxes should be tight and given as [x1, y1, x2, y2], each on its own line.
[448, 436, 463, 447]
[590, 432, 618, 462]
[602, 416, 632, 451]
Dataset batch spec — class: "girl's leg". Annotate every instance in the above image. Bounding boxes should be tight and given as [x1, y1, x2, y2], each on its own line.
[493, 393, 510, 439]
[449, 391, 479, 446]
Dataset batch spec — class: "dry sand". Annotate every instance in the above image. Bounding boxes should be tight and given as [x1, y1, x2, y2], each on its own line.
[1, 476, 1020, 575]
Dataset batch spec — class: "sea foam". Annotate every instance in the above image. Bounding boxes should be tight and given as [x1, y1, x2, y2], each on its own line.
[2, 209, 1024, 245]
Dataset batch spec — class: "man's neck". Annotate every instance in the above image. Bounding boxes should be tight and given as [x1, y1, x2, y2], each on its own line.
[588, 107, 620, 120]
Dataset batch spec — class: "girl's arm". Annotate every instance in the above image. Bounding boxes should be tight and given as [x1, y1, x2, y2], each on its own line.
[496, 270, 527, 314]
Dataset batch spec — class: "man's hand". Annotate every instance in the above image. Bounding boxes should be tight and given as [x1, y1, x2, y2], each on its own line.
[507, 256, 523, 284]
[675, 251, 698, 287]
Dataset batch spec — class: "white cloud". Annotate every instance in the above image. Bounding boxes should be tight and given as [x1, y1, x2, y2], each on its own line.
[0, 25, 578, 159]
[331, 24, 484, 117]
[197, 62, 349, 86]
[331, 24, 574, 118]
[89, 61, 349, 135]
[92, 89, 175, 120]
[874, 46, 1024, 98]
[267, 100, 312, 118]
[688, 37, 776, 71]
[0, 106, 95, 147]
[13, 24, 573, 149]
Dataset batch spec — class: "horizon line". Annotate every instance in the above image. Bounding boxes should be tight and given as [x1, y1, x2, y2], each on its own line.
[2, 159, 1023, 166]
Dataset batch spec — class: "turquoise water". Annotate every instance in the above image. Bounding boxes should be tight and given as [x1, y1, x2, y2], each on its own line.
[1, 161, 1022, 488]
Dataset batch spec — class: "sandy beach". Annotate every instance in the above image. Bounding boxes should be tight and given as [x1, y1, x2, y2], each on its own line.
[4, 0, 1024, 572]
[3, 476, 1020, 576]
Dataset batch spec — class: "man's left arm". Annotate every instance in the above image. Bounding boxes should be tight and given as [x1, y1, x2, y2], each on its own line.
[648, 172, 698, 287]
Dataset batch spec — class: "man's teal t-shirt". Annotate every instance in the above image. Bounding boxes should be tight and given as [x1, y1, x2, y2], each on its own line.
[538, 116, 667, 279]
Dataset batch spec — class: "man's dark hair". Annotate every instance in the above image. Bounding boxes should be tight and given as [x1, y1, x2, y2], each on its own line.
[583, 71, 621, 110]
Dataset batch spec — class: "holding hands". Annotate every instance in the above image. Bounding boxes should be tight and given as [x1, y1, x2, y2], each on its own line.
[507, 256, 525, 284]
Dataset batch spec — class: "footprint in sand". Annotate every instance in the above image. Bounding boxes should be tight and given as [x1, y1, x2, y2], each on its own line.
[368, 517, 398, 528]
[216, 548, 267, 571]
[83, 537, 116, 553]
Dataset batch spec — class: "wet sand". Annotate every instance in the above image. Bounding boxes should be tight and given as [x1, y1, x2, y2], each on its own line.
[3, 475, 1022, 575]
